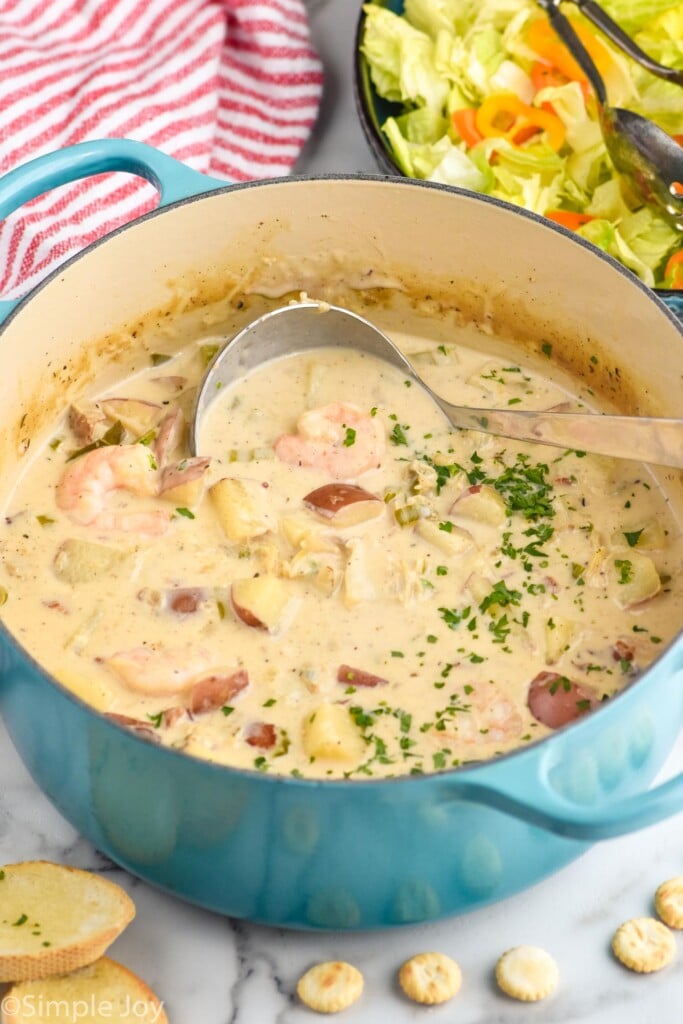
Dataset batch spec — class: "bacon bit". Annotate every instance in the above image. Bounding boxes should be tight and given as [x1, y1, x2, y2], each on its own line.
[167, 588, 207, 615]
[612, 639, 635, 662]
[162, 706, 189, 727]
[245, 722, 277, 748]
[154, 408, 185, 465]
[337, 664, 389, 687]
[189, 669, 249, 715]
[104, 712, 160, 743]
[43, 599, 69, 614]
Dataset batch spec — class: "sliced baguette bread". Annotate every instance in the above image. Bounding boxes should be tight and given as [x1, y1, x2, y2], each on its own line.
[0, 862, 135, 983]
[1, 956, 167, 1023]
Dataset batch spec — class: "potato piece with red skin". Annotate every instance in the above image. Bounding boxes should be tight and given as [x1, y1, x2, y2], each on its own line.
[450, 484, 507, 526]
[337, 664, 388, 687]
[160, 456, 211, 507]
[528, 671, 598, 728]
[189, 669, 249, 714]
[304, 483, 383, 527]
[231, 576, 296, 634]
[104, 713, 160, 743]
[245, 722, 277, 749]
[101, 397, 162, 435]
[167, 588, 208, 615]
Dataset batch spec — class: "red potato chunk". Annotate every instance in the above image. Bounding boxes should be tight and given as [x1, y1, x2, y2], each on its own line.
[303, 483, 382, 527]
[337, 664, 389, 687]
[167, 588, 208, 615]
[189, 669, 249, 715]
[612, 639, 635, 662]
[528, 671, 598, 729]
[68, 403, 106, 445]
[245, 722, 277, 749]
[100, 397, 162, 435]
[162, 706, 189, 728]
[160, 456, 211, 495]
[104, 712, 160, 743]
[154, 408, 185, 465]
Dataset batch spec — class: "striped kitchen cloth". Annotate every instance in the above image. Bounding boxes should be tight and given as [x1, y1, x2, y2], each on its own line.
[0, 0, 323, 298]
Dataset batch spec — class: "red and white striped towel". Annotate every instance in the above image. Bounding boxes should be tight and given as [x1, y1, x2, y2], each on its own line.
[0, 0, 323, 298]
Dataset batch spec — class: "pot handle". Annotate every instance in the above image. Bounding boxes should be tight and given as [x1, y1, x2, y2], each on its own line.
[446, 765, 683, 841]
[0, 138, 226, 323]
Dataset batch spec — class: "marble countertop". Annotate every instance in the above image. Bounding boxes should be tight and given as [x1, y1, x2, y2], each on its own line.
[2, 1, 683, 1022]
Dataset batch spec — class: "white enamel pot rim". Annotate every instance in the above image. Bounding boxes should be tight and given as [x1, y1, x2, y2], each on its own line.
[0, 138, 682, 846]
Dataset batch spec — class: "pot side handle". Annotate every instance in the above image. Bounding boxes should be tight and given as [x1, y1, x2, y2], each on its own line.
[0, 138, 226, 324]
[446, 767, 683, 841]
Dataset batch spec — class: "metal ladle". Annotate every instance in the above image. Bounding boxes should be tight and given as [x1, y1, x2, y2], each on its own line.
[190, 302, 683, 468]
[538, 0, 683, 229]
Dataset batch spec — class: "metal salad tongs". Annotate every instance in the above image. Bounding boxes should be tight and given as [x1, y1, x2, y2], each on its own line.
[560, 0, 683, 85]
[537, 0, 683, 230]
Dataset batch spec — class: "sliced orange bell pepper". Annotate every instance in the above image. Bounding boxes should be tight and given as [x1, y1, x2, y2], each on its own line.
[475, 94, 566, 151]
[526, 15, 614, 85]
[531, 60, 569, 92]
[451, 108, 484, 148]
[664, 250, 683, 289]
[546, 210, 595, 230]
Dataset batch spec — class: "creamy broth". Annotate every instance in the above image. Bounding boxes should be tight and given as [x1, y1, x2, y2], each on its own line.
[1, 307, 681, 779]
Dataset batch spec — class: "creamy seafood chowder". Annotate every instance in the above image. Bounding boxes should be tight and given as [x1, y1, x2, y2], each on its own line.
[1, 303, 681, 779]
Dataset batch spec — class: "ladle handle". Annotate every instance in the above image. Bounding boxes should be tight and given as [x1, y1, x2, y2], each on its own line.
[572, 0, 683, 86]
[538, 0, 607, 104]
[431, 395, 683, 469]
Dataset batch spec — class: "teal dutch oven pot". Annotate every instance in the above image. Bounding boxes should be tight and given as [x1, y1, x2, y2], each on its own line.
[0, 139, 682, 929]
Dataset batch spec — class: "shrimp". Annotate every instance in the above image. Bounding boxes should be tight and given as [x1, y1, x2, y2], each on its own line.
[274, 402, 385, 479]
[103, 644, 214, 696]
[103, 644, 250, 709]
[56, 443, 170, 536]
[433, 683, 523, 749]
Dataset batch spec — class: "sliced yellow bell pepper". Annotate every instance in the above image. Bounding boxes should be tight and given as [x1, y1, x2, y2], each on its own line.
[475, 94, 566, 151]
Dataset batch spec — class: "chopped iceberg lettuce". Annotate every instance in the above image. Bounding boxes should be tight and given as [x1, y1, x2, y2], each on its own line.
[361, 0, 682, 287]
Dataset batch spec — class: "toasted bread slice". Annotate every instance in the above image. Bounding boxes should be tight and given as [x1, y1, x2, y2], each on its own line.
[1, 956, 167, 1023]
[0, 862, 135, 983]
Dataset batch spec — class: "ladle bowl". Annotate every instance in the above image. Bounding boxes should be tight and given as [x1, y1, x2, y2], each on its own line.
[190, 301, 683, 468]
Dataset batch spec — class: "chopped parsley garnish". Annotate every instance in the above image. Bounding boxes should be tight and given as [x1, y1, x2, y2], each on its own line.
[390, 422, 409, 446]
[175, 507, 195, 519]
[151, 352, 172, 366]
[221, 705, 235, 716]
[548, 676, 572, 695]
[614, 558, 634, 584]
[147, 712, 164, 728]
[13, 914, 28, 927]
[343, 426, 356, 447]
[439, 605, 471, 630]
[479, 581, 522, 613]
[436, 565, 448, 576]
[623, 529, 644, 548]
